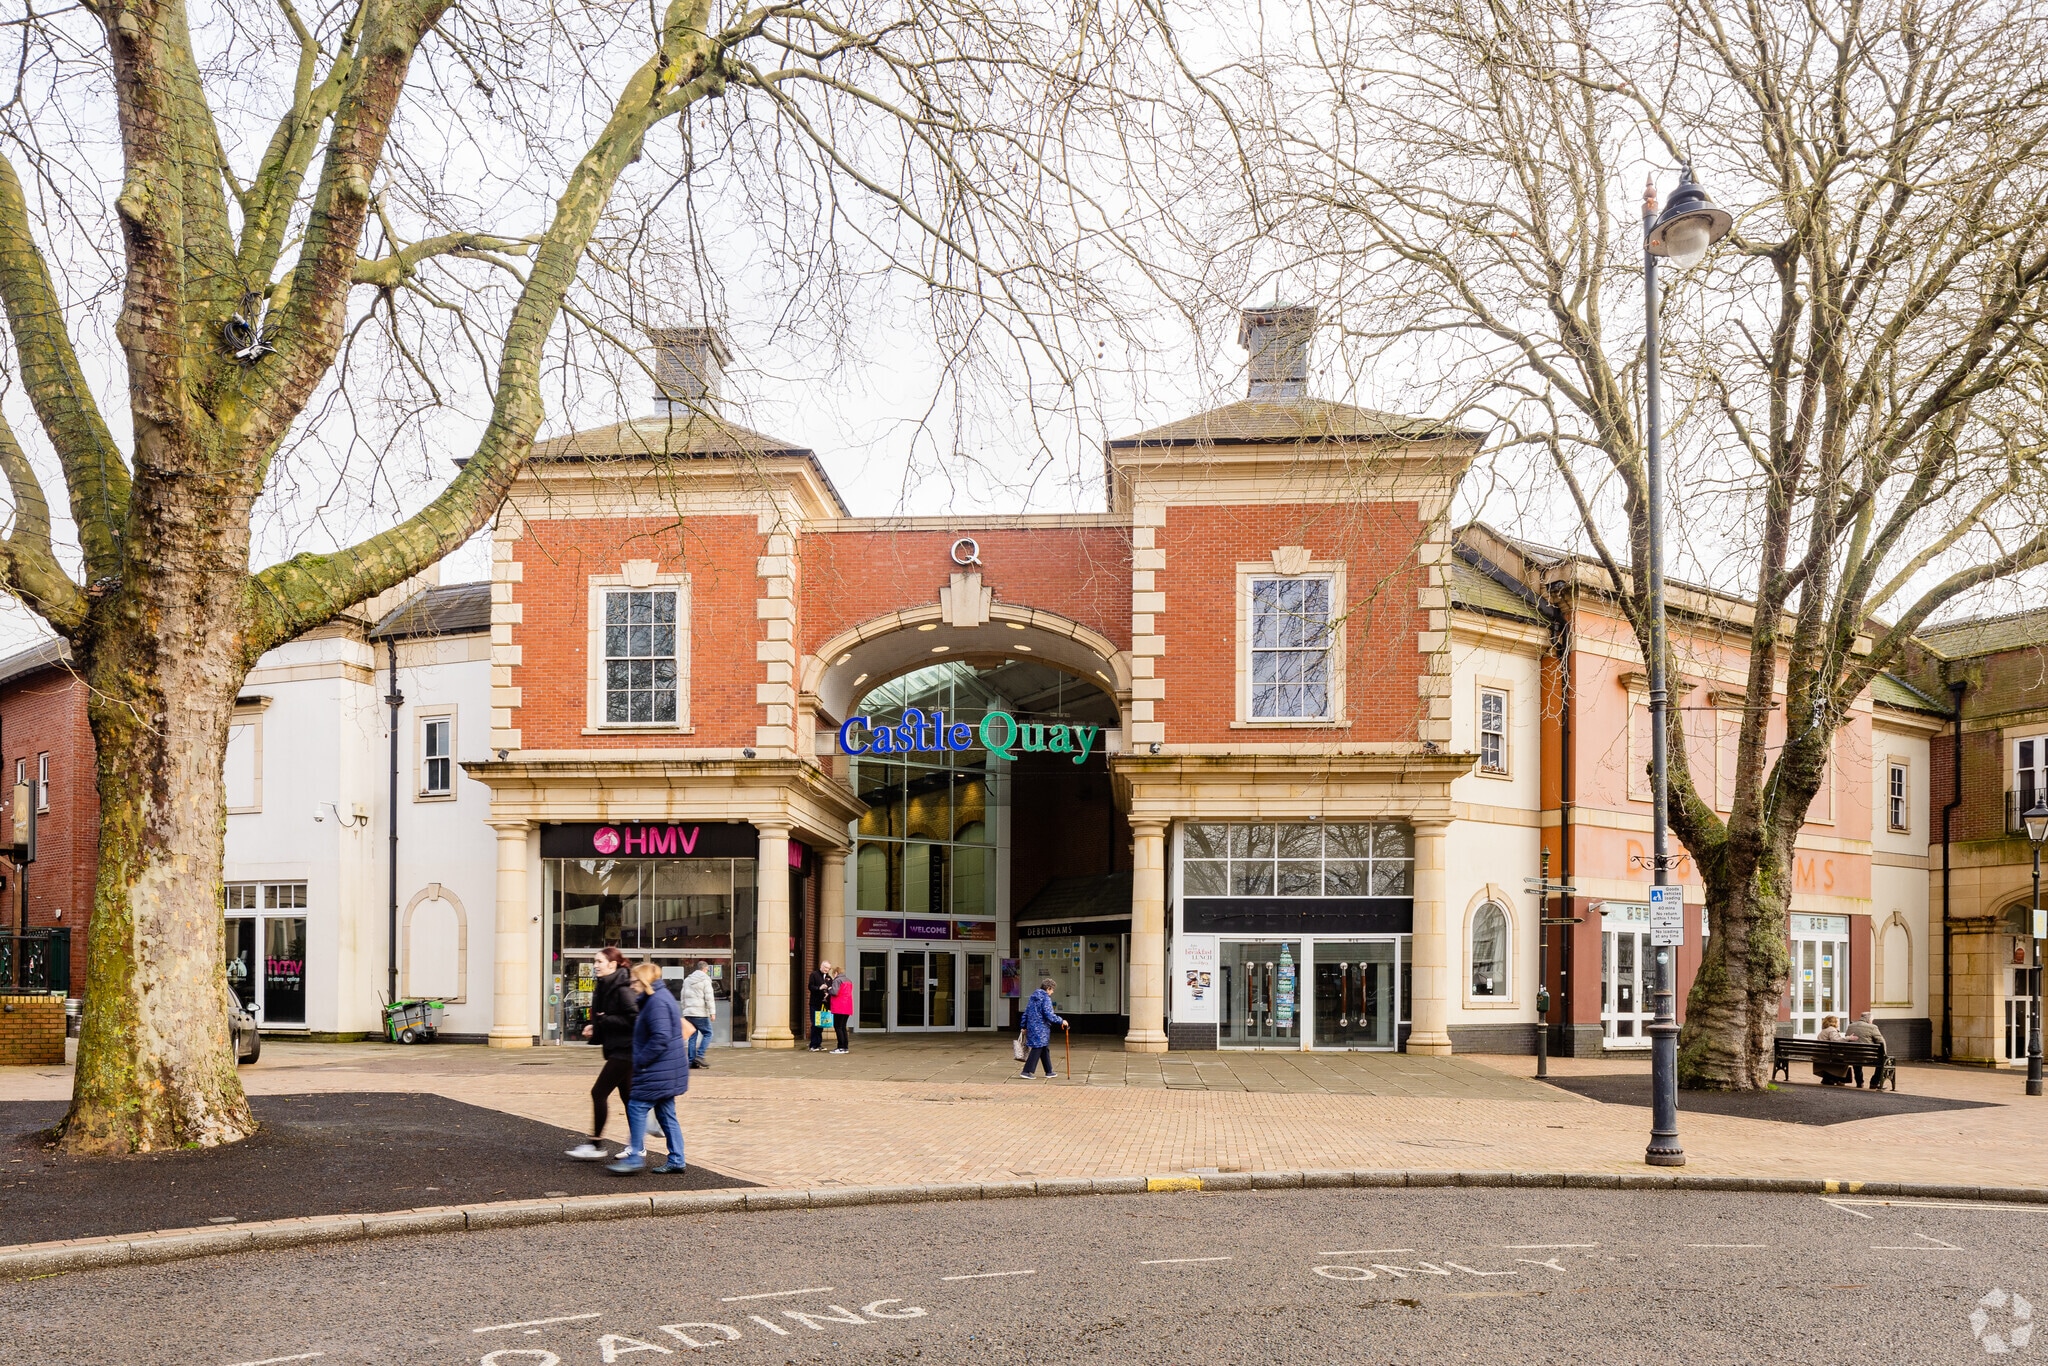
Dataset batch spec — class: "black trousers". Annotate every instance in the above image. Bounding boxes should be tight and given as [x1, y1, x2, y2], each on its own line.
[832, 1013, 850, 1051]
[591, 1055, 632, 1136]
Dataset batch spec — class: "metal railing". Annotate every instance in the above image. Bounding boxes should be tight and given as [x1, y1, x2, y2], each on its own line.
[0, 927, 71, 995]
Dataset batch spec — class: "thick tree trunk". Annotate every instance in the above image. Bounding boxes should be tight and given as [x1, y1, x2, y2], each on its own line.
[61, 569, 257, 1151]
[1677, 838, 1795, 1091]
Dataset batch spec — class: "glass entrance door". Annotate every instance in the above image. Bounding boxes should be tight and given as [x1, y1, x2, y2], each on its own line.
[893, 949, 959, 1030]
[1313, 941, 1397, 1048]
[1602, 927, 1650, 1047]
[262, 916, 308, 1025]
[1220, 940, 1301, 1047]
[2007, 967, 2041, 1062]
[1790, 933, 1847, 1037]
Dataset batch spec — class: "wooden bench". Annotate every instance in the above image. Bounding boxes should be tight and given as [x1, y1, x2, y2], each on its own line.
[1771, 1036, 1894, 1091]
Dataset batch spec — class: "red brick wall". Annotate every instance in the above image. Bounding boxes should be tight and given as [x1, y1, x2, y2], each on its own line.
[800, 528, 1130, 652]
[1157, 502, 1428, 743]
[1, 665, 97, 997]
[512, 515, 765, 748]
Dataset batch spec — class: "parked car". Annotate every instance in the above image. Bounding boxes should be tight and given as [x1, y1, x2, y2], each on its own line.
[232, 1000, 261, 1065]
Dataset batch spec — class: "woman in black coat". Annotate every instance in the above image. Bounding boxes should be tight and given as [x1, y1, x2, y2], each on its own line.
[567, 947, 638, 1160]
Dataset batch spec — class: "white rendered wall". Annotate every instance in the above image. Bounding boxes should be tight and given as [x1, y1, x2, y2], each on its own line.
[1444, 628, 1545, 1035]
[224, 626, 496, 1038]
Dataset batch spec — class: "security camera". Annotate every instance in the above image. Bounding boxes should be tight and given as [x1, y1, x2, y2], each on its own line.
[1149, 742, 1162, 755]
[742, 747, 757, 759]
[312, 805, 326, 822]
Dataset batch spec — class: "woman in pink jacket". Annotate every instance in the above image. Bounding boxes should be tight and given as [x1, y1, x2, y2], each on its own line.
[827, 968, 855, 1054]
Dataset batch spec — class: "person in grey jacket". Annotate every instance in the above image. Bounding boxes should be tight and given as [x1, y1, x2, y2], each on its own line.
[1847, 1011, 1888, 1088]
[679, 961, 716, 1070]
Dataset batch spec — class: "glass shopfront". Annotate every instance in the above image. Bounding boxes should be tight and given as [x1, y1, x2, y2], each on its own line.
[848, 665, 1022, 1032]
[223, 881, 309, 1027]
[539, 822, 758, 1045]
[1176, 822, 1415, 1050]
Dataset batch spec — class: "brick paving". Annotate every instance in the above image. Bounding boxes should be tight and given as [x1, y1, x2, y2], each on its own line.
[4, 1037, 2036, 1194]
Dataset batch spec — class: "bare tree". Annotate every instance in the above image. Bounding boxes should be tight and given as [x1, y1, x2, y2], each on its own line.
[1221, 0, 2048, 1086]
[0, 0, 1175, 1151]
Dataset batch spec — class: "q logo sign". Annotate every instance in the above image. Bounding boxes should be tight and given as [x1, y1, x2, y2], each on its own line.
[592, 826, 621, 855]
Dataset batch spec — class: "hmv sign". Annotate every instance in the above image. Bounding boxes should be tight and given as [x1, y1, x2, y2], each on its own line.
[540, 821, 761, 860]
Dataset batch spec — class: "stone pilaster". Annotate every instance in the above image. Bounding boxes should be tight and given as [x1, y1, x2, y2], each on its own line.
[752, 823, 796, 1047]
[487, 822, 533, 1048]
[1406, 818, 1453, 1054]
[1126, 818, 1169, 1052]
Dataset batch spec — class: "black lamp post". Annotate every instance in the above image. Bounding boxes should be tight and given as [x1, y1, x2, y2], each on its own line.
[1642, 166, 1731, 1167]
[2024, 799, 2048, 1097]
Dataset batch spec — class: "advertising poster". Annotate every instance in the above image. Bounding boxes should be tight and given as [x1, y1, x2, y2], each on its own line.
[1000, 958, 1021, 998]
[1176, 936, 1219, 1023]
[1275, 943, 1296, 1029]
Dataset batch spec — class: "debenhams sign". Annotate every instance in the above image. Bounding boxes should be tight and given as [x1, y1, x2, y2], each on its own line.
[839, 707, 1098, 765]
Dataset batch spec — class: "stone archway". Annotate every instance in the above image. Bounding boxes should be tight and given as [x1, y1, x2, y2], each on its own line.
[802, 598, 1133, 733]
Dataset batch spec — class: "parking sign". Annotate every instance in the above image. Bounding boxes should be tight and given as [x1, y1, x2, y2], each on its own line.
[1649, 885, 1684, 947]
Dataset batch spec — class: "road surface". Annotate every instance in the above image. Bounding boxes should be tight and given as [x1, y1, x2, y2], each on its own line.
[5, 1186, 2042, 1364]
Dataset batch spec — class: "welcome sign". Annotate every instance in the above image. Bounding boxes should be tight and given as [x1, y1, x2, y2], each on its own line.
[839, 707, 1099, 766]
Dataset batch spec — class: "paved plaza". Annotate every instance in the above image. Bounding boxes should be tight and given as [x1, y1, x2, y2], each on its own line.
[3, 1037, 2035, 1194]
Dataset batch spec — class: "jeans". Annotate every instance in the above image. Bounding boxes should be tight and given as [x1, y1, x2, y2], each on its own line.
[685, 1017, 711, 1064]
[1022, 1044, 1054, 1076]
[625, 1096, 683, 1166]
[832, 1013, 850, 1051]
[591, 1055, 632, 1136]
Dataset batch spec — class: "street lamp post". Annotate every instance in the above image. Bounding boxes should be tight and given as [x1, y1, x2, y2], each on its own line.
[2023, 800, 2048, 1097]
[1642, 167, 1731, 1167]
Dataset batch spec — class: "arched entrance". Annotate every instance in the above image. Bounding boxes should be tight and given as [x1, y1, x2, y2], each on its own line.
[809, 633, 1135, 1043]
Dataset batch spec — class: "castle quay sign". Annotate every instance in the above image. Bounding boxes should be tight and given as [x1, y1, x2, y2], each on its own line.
[839, 707, 1099, 766]
[540, 822, 761, 860]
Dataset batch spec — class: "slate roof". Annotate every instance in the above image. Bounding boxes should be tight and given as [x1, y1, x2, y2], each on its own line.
[524, 413, 849, 514]
[1016, 871, 1135, 925]
[1107, 397, 1481, 449]
[1914, 606, 2048, 660]
[370, 582, 493, 640]
[1449, 554, 1546, 625]
[532, 413, 810, 461]
[0, 637, 71, 689]
[1869, 670, 1948, 715]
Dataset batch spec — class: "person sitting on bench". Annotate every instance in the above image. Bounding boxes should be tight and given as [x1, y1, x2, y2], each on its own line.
[1813, 1016, 1855, 1085]
[1846, 1011, 1888, 1089]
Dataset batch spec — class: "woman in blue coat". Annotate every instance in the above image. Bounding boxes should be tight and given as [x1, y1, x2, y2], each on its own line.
[609, 962, 693, 1174]
[1018, 976, 1066, 1079]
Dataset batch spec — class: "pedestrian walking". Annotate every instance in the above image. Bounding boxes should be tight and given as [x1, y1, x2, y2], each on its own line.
[829, 965, 854, 1053]
[807, 959, 836, 1051]
[609, 961, 693, 1175]
[680, 959, 717, 1070]
[1018, 976, 1066, 1078]
[567, 947, 636, 1160]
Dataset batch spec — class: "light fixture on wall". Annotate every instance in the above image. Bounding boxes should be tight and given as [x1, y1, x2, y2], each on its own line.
[313, 801, 369, 828]
[742, 747, 757, 759]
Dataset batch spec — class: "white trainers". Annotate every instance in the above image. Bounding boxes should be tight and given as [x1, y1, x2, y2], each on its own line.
[832, 1048, 848, 1054]
[566, 1141, 608, 1161]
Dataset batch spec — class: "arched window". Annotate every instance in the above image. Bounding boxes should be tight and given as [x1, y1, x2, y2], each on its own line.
[1471, 901, 1509, 998]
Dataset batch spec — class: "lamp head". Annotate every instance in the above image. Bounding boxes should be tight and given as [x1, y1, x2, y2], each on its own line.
[2025, 799, 2048, 846]
[1646, 165, 1732, 267]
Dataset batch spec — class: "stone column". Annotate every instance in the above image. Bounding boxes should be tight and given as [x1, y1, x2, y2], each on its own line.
[1126, 818, 1169, 1052]
[819, 847, 848, 979]
[1406, 818, 1453, 1054]
[752, 823, 796, 1048]
[487, 822, 533, 1048]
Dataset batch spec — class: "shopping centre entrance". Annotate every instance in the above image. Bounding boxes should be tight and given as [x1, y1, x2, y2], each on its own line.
[843, 659, 1128, 1036]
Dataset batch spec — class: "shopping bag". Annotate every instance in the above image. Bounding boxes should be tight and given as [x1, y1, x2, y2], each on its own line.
[1013, 1031, 1026, 1062]
[814, 1008, 832, 1029]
